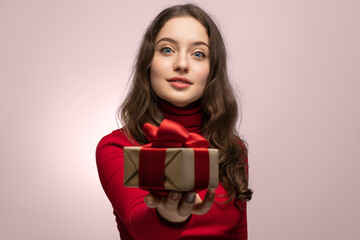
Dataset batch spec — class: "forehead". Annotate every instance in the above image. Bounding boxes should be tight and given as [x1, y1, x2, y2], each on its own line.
[155, 17, 209, 44]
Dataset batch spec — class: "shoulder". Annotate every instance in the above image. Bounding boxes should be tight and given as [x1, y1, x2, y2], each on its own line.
[96, 129, 138, 156]
[236, 136, 248, 164]
[95, 128, 140, 174]
[235, 135, 247, 149]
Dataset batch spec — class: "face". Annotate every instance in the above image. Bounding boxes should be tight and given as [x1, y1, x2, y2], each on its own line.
[150, 17, 210, 107]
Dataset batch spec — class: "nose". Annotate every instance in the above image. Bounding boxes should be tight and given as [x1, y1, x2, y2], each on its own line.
[173, 52, 189, 73]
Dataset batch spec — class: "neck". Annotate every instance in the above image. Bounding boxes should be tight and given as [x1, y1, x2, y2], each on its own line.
[157, 98, 204, 134]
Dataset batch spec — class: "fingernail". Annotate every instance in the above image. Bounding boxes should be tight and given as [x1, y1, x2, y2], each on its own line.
[146, 196, 153, 205]
[186, 193, 195, 203]
[171, 191, 180, 200]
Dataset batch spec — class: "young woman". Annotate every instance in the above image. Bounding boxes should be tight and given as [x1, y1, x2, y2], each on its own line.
[96, 4, 253, 240]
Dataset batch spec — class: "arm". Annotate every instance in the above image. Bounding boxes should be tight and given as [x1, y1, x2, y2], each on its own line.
[235, 138, 249, 239]
[233, 201, 248, 240]
[96, 131, 201, 239]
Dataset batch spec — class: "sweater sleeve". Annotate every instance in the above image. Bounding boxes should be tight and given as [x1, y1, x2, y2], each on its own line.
[96, 130, 188, 240]
[234, 201, 248, 239]
[239, 139, 249, 240]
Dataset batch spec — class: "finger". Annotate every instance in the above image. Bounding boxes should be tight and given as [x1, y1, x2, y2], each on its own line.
[178, 192, 196, 217]
[192, 189, 215, 215]
[163, 191, 182, 211]
[144, 192, 162, 208]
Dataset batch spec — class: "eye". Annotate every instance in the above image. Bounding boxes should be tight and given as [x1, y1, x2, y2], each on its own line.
[193, 51, 205, 58]
[161, 47, 173, 54]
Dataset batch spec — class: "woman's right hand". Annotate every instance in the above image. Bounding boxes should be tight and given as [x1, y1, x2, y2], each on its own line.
[144, 189, 215, 224]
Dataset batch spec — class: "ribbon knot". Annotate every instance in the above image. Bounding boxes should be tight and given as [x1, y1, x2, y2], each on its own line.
[142, 119, 209, 148]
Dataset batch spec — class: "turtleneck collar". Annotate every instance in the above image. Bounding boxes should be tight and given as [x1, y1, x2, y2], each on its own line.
[157, 98, 204, 134]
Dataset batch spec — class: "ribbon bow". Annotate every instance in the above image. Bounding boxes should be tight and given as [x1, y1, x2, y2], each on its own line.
[142, 119, 209, 148]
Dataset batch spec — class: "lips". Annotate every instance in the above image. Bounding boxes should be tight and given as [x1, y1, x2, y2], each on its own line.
[167, 77, 192, 84]
[167, 77, 192, 89]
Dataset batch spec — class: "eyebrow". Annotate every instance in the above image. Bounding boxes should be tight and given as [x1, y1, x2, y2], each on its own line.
[155, 37, 209, 48]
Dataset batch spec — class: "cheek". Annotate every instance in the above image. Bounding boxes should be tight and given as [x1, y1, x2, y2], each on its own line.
[150, 57, 167, 94]
[197, 64, 210, 87]
[150, 59, 160, 80]
[150, 56, 169, 79]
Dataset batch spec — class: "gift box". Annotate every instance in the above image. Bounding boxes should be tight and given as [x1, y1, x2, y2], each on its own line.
[123, 119, 219, 192]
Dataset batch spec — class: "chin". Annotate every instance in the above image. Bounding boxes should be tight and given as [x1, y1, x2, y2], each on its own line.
[159, 93, 199, 107]
[169, 101, 189, 108]
[168, 98, 199, 108]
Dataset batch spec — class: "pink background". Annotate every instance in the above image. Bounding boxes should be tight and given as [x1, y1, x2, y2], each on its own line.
[1, 0, 359, 239]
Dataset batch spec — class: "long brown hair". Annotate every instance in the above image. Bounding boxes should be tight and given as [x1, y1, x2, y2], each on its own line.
[118, 3, 253, 206]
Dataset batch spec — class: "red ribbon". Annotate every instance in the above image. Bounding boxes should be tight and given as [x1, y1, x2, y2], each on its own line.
[142, 119, 209, 148]
[138, 119, 210, 193]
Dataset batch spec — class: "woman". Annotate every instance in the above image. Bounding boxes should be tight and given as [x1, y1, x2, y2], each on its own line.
[96, 3, 252, 239]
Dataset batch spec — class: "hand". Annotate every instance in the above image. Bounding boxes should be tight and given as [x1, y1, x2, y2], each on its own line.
[144, 189, 215, 223]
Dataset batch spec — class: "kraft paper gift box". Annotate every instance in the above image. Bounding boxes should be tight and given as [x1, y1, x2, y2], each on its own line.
[123, 119, 219, 192]
[123, 146, 218, 191]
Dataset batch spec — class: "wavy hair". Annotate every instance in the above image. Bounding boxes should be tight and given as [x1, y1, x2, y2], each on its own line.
[118, 3, 253, 206]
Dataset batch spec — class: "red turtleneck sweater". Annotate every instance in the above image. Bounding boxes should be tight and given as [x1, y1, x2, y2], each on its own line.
[96, 100, 248, 240]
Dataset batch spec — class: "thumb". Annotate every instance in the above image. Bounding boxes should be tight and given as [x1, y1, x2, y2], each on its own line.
[145, 193, 159, 208]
